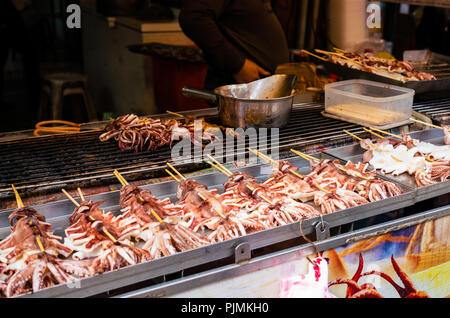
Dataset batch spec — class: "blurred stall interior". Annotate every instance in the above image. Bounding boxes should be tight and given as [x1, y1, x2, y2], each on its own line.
[0, 0, 449, 133]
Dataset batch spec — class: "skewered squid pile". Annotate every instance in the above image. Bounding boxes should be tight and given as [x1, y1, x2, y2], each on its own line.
[0, 151, 405, 297]
[99, 114, 220, 152]
[0, 188, 94, 298]
[327, 50, 437, 82]
[301, 48, 437, 82]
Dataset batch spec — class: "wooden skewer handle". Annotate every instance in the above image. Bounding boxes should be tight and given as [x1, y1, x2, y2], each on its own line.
[11, 184, 24, 208]
[409, 118, 443, 130]
[62, 189, 80, 207]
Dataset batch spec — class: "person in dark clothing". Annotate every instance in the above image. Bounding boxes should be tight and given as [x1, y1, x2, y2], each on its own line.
[179, 0, 290, 90]
[0, 0, 40, 116]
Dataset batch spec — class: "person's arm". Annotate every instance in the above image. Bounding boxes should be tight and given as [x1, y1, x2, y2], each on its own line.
[179, 0, 269, 83]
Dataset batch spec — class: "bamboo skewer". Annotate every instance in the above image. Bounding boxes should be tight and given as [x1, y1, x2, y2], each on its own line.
[335, 165, 372, 181]
[310, 47, 405, 79]
[77, 188, 85, 201]
[113, 170, 129, 186]
[166, 163, 226, 218]
[333, 47, 347, 53]
[363, 127, 385, 139]
[114, 170, 149, 205]
[62, 189, 80, 207]
[290, 149, 320, 162]
[344, 129, 383, 152]
[311, 48, 400, 77]
[12, 185, 46, 252]
[35, 236, 46, 253]
[255, 149, 305, 183]
[11, 184, 24, 208]
[300, 49, 328, 62]
[165, 169, 180, 183]
[409, 118, 444, 130]
[315, 48, 345, 57]
[289, 150, 341, 183]
[310, 48, 371, 69]
[368, 127, 402, 139]
[149, 208, 164, 224]
[343, 130, 403, 163]
[247, 148, 278, 165]
[250, 148, 332, 194]
[166, 110, 185, 118]
[250, 149, 307, 184]
[206, 156, 274, 205]
[166, 163, 187, 181]
[207, 155, 233, 175]
[102, 229, 118, 243]
[364, 128, 435, 163]
[290, 148, 372, 185]
[207, 160, 231, 177]
[248, 147, 304, 181]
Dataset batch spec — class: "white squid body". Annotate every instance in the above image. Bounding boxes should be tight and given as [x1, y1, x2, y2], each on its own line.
[369, 144, 427, 176]
[0, 250, 42, 271]
[63, 236, 109, 260]
[413, 141, 450, 161]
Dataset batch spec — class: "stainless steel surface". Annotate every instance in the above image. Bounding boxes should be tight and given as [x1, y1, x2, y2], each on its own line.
[217, 91, 295, 129]
[117, 204, 450, 298]
[182, 75, 297, 128]
[215, 74, 297, 99]
[9, 154, 417, 298]
[323, 128, 450, 202]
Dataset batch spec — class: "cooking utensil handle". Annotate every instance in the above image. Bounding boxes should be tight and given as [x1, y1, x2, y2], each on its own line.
[182, 86, 217, 103]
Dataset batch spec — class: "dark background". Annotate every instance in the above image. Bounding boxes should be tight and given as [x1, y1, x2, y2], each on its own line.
[0, 0, 449, 133]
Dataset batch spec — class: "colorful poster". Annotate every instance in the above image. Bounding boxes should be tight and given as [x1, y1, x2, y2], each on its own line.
[325, 215, 450, 298]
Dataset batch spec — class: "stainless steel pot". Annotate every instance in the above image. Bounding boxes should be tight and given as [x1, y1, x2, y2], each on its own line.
[182, 74, 297, 128]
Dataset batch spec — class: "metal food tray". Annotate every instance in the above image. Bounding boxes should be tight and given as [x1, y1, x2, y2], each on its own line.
[322, 53, 450, 99]
[323, 128, 450, 202]
[0, 153, 416, 298]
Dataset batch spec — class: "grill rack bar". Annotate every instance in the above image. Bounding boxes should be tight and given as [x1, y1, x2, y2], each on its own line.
[0, 103, 363, 197]
[413, 98, 450, 124]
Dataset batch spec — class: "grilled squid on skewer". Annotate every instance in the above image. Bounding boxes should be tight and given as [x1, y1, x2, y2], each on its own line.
[0, 208, 93, 298]
[117, 183, 210, 258]
[64, 199, 151, 273]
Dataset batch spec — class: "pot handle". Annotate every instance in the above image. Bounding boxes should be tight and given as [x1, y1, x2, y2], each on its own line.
[182, 86, 218, 103]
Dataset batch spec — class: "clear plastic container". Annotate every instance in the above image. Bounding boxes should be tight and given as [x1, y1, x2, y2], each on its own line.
[324, 79, 415, 127]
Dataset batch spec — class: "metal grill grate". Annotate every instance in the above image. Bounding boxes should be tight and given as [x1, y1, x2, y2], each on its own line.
[413, 98, 450, 125]
[0, 103, 363, 197]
